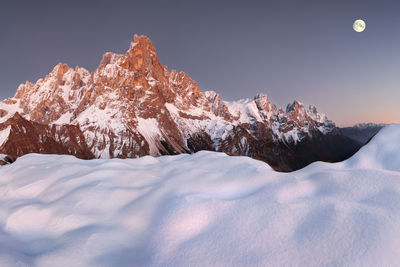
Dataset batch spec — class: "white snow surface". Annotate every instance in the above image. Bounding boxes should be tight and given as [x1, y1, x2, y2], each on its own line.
[136, 118, 162, 155]
[0, 124, 399, 266]
[0, 126, 11, 147]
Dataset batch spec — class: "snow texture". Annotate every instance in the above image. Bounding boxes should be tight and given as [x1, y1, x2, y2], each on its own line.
[136, 118, 162, 154]
[0, 124, 399, 266]
[0, 126, 11, 147]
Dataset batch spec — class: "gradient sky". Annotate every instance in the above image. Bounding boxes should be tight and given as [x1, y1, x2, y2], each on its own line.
[1, 0, 399, 126]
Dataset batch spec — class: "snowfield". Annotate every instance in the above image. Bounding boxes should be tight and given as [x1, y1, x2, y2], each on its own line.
[0, 125, 399, 266]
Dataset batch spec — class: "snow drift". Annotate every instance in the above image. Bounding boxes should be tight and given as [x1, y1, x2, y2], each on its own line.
[0, 124, 399, 266]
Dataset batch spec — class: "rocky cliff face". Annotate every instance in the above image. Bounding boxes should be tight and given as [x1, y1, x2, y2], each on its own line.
[0, 35, 360, 171]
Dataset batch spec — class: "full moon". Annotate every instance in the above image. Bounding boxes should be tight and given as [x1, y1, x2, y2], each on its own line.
[353, 19, 366, 32]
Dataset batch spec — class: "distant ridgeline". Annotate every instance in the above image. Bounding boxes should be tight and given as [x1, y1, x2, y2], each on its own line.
[341, 123, 386, 145]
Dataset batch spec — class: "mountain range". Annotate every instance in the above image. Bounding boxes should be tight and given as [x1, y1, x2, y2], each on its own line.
[0, 35, 361, 171]
[341, 123, 385, 145]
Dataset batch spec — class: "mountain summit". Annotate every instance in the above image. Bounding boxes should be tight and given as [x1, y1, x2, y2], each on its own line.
[0, 35, 360, 171]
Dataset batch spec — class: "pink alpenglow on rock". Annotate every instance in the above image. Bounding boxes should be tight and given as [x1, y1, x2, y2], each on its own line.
[0, 35, 360, 171]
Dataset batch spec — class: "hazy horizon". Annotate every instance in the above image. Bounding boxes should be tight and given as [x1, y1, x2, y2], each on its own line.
[1, 0, 399, 127]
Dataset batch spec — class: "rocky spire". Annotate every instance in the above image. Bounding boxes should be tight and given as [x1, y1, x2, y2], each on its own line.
[121, 35, 165, 78]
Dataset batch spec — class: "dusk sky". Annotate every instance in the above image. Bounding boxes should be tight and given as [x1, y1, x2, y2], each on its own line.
[1, 0, 399, 126]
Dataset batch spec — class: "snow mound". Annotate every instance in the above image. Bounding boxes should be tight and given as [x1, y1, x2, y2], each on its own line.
[346, 124, 400, 171]
[0, 125, 399, 266]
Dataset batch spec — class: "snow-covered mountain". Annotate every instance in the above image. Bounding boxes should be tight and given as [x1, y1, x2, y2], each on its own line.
[0, 35, 360, 171]
[341, 123, 386, 145]
[0, 124, 399, 266]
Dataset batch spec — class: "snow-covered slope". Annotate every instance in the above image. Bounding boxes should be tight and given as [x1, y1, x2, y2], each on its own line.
[0, 124, 399, 266]
[345, 124, 400, 171]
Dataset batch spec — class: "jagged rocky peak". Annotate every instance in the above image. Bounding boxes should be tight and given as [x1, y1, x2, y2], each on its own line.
[254, 93, 276, 115]
[307, 105, 333, 126]
[54, 62, 70, 76]
[98, 52, 122, 68]
[254, 93, 268, 108]
[10, 61, 92, 125]
[169, 70, 200, 96]
[0, 33, 360, 171]
[121, 35, 164, 75]
[308, 105, 318, 114]
[15, 62, 90, 100]
[286, 101, 326, 119]
[286, 100, 305, 114]
[283, 100, 308, 124]
[204, 90, 218, 100]
[202, 91, 230, 120]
